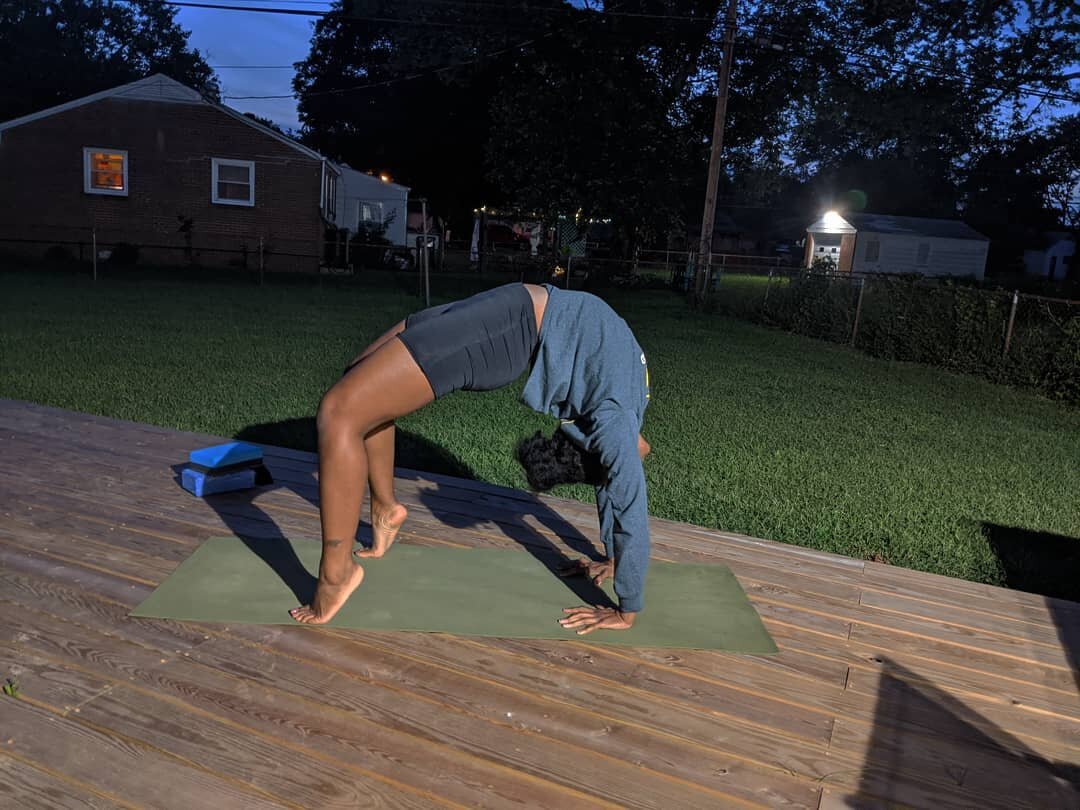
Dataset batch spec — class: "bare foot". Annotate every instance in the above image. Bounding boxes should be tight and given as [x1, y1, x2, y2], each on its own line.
[289, 563, 366, 625]
[356, 502, 407, 558]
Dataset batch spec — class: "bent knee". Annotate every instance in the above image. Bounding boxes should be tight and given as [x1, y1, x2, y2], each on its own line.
[318, 384, 376, 439]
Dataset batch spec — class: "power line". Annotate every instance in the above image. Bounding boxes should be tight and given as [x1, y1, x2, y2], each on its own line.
[174, 0, 743, 25]
[182, 1, 1080, 106]
[221, 0, 626, 100]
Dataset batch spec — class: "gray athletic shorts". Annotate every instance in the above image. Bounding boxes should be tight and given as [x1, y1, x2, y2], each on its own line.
[398, 283, 539, 398]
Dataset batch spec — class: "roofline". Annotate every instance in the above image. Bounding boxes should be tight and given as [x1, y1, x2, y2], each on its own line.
[0, 82, 171, 132]
[853, 226, 989, 242]
[0, 74, 325, 163]
[332, 163, 411, 192]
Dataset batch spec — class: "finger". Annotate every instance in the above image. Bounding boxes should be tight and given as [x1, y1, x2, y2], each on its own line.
[562, 606, 592, 615]
[577, 623, 598, 635]
[559, 616, 593, 628]
[354, 549, 383, 559]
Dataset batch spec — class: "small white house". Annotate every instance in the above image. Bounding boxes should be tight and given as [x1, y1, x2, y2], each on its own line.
[805, 212, 989, 280]
[333, 165, 409, 246]
[1023, 232, 1075, 282]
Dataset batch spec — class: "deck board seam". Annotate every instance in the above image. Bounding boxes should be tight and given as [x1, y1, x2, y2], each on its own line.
[10, 691, 307, 810]
[0, 638, 612, 810]
[0, 748, 140, 810]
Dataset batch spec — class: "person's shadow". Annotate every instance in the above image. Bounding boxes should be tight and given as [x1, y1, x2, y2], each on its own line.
[174, 417, 613, 611]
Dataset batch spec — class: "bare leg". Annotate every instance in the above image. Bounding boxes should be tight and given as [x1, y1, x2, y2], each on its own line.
[290, 336, 434, 625]
[357, 420, 407, 558]
[344, 319, 409, 556]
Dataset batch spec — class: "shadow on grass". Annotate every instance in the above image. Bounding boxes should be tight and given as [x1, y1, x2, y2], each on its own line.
[174, 416, 613, 612]
[842, 658, 1078, 807]
[982, 522, 1080, 692]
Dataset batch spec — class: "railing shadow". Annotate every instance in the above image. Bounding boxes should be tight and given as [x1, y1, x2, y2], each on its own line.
[982, 522, 1080, 692]
[844, 657, 1078, 807]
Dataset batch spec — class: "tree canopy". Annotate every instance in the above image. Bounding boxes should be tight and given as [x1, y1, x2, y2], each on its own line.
[0, 0, 219, 123]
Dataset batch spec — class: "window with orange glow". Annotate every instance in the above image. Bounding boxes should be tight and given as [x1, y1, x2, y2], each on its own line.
[83, 148, 128, 196]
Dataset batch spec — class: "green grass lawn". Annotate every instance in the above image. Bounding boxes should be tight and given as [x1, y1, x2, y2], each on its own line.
[3, 268, 1078, 599]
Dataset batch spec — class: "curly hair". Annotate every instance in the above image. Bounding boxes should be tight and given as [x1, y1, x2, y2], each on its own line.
[516, 429, 605, 492]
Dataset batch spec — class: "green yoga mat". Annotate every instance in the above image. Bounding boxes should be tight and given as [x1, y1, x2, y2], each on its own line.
[131, 537, 777, 652]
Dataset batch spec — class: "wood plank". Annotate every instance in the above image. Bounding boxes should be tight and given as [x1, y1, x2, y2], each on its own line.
[859, 588, 1071, 650]
[1, 596, 622, 810]
[827, 715, 1080, 810]
[2, 695, 292, 809]
[846, 622, 1080, 701]
[10, 600, 768, 807]
[0, 754, 126, 810]
[0, 557, 816, 810]
[0, 546, 811, 809]
[864, 559, 1080, 619]
[766, 621, 1080, 721]
[10, 468, 1080, 721]
[2, 647, 435, 810]
[10, 479, 1080, 734]
[4, 399, 1079, 810]
[861, 564, 1080, 624]
[7, 427, 1074, 675]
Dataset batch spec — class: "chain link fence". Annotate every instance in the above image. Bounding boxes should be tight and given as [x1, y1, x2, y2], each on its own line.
[704, 268, 1079, 401]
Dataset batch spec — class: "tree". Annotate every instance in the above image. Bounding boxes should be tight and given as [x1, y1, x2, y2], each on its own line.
[739, 0, 1080, 219]
[0, 0, 219, 123]
[296, 1, 726, 247]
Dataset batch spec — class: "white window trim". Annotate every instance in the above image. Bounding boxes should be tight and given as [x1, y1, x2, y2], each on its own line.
[211, 158, 255, 207]
[83, 147, 129, 196]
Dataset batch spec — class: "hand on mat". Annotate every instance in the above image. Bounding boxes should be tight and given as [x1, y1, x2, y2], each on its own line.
[559, 606, 636, 635]
[558, 558, 614, 587]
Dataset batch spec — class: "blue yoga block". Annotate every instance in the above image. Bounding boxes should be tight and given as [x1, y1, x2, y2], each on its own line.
[181, 466, 256, 497]
[189, 442, 262, 470]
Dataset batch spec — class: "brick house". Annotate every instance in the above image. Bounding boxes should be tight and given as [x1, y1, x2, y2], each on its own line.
[0, 74, 338, 273]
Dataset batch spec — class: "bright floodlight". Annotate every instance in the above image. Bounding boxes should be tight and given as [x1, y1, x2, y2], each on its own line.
[823, 210, 845, 227]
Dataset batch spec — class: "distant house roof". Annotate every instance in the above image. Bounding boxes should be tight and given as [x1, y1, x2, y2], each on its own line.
[0, 74, 327, 163]
[805, 213, 857, 235]
[846, 213, 989, 241]
[334, 164, 410, 194]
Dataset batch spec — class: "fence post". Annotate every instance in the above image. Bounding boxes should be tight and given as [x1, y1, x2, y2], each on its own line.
[763, 267, 774, 307]
[258, 236, 265, 285]
[421, 198, 430, 307]
[850, 276, 866, 346]
[566, 255, 573, 290]
[92, 228, 97, 282]
[1003, 289, 1019, 357]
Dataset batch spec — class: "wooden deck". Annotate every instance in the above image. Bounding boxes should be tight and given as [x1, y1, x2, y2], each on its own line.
[0, 399, 1077, 809]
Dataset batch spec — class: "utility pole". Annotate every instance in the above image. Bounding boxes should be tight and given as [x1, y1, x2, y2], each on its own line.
[694, 0, 738, 304]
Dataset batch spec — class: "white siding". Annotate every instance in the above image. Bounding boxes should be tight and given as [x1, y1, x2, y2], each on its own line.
[334, 167, 409, 246]
[852, 232, 987, 280]
[1023, 240, 1075, 280]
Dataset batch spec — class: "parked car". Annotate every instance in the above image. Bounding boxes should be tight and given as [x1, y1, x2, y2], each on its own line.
[486, 223, 530, 251]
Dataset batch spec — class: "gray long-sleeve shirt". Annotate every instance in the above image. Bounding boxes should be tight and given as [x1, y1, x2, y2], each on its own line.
[522, 284, 651, 612]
